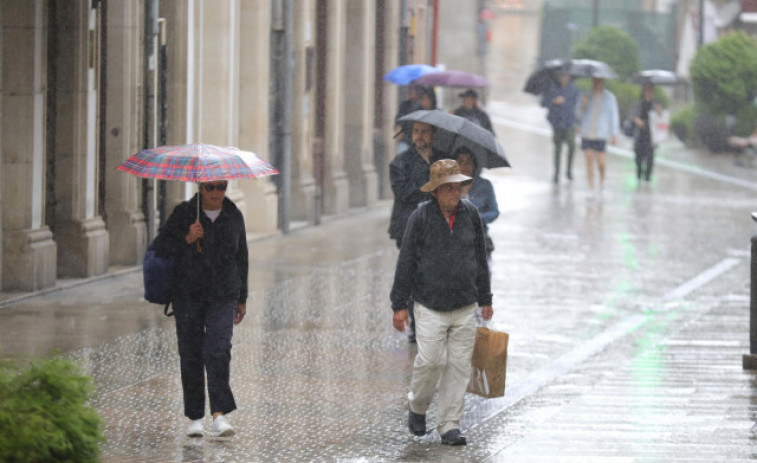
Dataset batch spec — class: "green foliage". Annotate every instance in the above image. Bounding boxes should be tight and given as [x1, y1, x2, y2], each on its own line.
[690, 31, 757, 115]
[670, 104, 697, 147]
[571, 26, 641, 80]
[0, 356, 103, 463]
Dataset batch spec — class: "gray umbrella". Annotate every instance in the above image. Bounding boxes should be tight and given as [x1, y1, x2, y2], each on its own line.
[630, 70, 678, 86]
[569, 59, 618, 79]
[398, 109, 510, 168]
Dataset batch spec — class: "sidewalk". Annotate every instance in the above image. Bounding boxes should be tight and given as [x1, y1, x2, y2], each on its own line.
[1, 113, 757, 461]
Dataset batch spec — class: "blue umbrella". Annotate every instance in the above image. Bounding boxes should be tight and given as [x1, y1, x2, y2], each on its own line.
[383, 64, 439, 85]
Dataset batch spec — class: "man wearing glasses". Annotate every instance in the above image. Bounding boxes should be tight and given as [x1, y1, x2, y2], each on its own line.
[154, 180, 248, 438]
[390, 159, 494, 446]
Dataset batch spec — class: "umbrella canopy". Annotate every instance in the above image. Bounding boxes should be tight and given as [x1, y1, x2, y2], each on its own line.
[398, 109, 509, 169]
[569, 59, 618, 79]
[523, 58, 570, 95]
[383, 64, 440, 85]
[414, 70, 490, 88]
[479, 8, 496, 20]
[631, 69, 678, 86]
[117, 143, 278, 182]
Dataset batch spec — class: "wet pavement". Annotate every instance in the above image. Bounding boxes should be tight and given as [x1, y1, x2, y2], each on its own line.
[4, 7, 757, 463]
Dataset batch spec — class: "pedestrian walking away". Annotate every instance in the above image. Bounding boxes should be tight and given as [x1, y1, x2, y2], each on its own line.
[452, 147, 499, 262]
[453, 89, 495, 135]
[577, 77, 619, 194]
[153, 180, 248, 438]
[625, 83, 661, 182]
[541, 68, 579, 182]
[388, 121, 445, 342]
[390, 159, 494, 446]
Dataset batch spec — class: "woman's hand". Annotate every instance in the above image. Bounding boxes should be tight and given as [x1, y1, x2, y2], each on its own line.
[185, 220, 204, 244]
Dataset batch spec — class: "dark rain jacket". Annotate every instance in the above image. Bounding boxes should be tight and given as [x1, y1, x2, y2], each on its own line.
[390, 198, 492, 313]
[453, 106, 495, 134]
[388, 146, 445, 242]
[154, 194, 248, 305]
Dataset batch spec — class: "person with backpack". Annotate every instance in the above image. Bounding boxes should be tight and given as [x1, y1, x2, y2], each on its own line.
[153, 180, 248, 438]
[390, 159, 494, 446]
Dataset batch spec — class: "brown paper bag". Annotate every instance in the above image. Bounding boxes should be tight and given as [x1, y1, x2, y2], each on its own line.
[467, 326, 508, 398]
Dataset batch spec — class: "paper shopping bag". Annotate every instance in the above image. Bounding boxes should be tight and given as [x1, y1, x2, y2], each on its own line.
[467, 326, 508, 398]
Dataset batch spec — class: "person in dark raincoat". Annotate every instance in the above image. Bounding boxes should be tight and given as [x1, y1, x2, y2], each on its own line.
[541, 69, 579, 182]
[625, 83, 662, 182]
[453, 89, 494, 134]
[388, 121, 445, 342]
[154, 180, 248, 438]
[391, 159, 494, 446]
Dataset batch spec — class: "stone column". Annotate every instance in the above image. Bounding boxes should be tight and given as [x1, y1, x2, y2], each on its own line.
[52, 3, 109, 278]
[1, 0, 57, 291]
[104, 0, 147, 265]
[238, 0, 278, 235]
[322, 0, 349, 216]
[290, 0, 318, 223]
[381, 0, 400, 200]
[343, 0, 378, 208]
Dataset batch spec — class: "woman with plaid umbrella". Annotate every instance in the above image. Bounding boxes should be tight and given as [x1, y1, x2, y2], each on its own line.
[154, 179, 248, 438]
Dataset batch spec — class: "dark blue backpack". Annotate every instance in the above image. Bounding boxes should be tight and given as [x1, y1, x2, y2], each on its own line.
[143, 239, 175, 316]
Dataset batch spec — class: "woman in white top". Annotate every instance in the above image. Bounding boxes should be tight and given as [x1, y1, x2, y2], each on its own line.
[577, 77, 620, 192]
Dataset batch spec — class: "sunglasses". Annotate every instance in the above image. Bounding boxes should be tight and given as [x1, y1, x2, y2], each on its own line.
[202, 183, 228, 192]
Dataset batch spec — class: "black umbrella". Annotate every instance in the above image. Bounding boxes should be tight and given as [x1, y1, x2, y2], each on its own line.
[523, 58, 570, 95]
[630, 70, 678, 86]
[569, 59, 618, 79]
[398, 109, 510, 169]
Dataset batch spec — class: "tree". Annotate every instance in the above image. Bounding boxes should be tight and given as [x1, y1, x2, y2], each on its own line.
[689, 31, 757, 116]
[571, 26, 640, 80]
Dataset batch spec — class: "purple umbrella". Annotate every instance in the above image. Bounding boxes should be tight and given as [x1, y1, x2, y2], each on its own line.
[414, 70, 490, 88]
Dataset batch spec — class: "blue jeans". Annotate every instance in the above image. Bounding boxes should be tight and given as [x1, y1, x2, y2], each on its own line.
[174, 299, 237, 419]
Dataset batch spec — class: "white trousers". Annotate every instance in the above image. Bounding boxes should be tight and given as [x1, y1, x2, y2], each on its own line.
[408, 301, 477, 435]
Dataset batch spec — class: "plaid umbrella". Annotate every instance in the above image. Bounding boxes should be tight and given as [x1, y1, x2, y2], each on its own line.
[118, 144, 278, 252]
[117, 143, 278, 182]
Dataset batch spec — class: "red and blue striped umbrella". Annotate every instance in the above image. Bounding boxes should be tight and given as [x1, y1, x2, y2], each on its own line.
[117, 143, 278, 182]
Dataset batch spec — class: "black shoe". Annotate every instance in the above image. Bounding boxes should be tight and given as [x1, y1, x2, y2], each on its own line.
[566, 172, 573, 181]
[440, 429, 466, 446]
[553, 173, 559, 183]
[408, 408, 427, 436]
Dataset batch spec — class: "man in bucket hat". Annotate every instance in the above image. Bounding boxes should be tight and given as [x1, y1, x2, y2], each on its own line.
[390, 159, 494, 446]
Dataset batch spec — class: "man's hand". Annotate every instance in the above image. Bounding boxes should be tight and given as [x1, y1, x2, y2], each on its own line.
[393, 309, 409, 332]
[234, 303, 246, 325]
[185, 220, 204, 244]
[552, 95, 565, 105]
[481, 305, 493, 321]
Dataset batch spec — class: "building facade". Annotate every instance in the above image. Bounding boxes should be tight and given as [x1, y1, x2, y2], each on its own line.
[0, 0, 445, 292]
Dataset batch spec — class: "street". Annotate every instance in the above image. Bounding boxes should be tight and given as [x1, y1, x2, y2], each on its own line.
[1, 99, 757, 461]
[3, 7, 757, 462]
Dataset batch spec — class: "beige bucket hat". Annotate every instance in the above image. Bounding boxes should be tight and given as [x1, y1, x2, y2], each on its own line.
[420, 159, 473, 193]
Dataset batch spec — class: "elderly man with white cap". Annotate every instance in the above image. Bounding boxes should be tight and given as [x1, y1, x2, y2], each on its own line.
[390, 159, 494, 446]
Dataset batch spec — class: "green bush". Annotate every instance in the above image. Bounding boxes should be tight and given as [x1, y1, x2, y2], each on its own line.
[671, 104, 697, 146]
[0, 356, 104, 463]
[690, 31, 757, 115]
[571, 26, 641, 80]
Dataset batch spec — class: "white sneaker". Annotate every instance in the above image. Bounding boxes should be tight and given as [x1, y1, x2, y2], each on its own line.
[208, 415, 235, 437]
[186, 419, 204, 437]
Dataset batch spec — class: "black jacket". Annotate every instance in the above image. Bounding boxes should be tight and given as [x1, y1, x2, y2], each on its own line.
[453, 106, 495, 134]
[390, 198, 492, 313]
[388, 146, 444, 242]
[154, 194, 248, 304]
